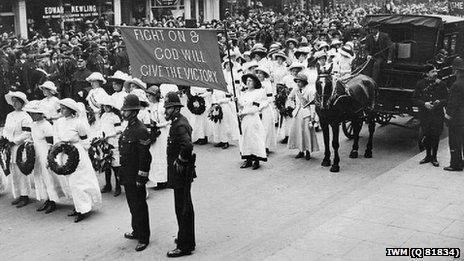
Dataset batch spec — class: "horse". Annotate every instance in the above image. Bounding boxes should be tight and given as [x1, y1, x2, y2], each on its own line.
[314, 74, 377, 172]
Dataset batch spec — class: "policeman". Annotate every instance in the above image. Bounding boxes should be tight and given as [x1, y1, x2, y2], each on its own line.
[444, 57, 464, 171]
[164, 92, 196, 258]
[119, 94, 152, 251]
[413, 65, 448, 167]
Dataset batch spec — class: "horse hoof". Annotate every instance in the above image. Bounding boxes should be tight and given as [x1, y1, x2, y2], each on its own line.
[330, 165, 340, 173]
[321, 160, 331, 167]
[349, 151, 358, 158]
[364, 151, 372, 158]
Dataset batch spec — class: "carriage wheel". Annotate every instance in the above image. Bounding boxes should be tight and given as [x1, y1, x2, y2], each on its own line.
[375, 113, 393, 126]
[342, 120, 355, 140]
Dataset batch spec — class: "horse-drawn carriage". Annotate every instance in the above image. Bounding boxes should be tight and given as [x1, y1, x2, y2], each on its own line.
[342, 14, 464, 139]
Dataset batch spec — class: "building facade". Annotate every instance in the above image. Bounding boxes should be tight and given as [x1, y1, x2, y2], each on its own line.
[2, 0, 221, 39]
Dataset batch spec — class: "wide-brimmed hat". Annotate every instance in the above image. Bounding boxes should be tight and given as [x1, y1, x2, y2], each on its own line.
[452, 56, 464, 71]
[243, 51, 251, 57]
[5, 91, 28, 106]
[331, 39, 343, 47]
[86, 72, 107, 84]
[243, 60, 259, 72]
[294, 46, 312, 57]
[318, 41, 329, 50]
[273, 51, 288, 60]
[339, 44, 354, 58]
[250, 46, 267, 57]
[39, 81, 58, 94]
[108, 70, 129, 82]
[99, 95, 118, 109]
[314, 51, 328, 60]
[146, 85, 160, 96]
[121, 94, 142, 111]
[24, 100, 45, 114]
[59, 98, 80, 113]
[255, 66, 270, 78]
[294, 73, 308, 84]
[289, 62, 305, 71]
[222, 60, 234, 69]
[129, 77, 147, 90]
[241, 73, 262, 89]
[164, 91, 183, 108]
[285, 38, 298, 46]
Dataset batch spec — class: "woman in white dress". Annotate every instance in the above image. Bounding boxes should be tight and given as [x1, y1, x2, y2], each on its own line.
[38, 81, 61, 121]
[108, 70, 129, 110]
[287, 73, 319, 160]
[146, 86, 169, 190]
[54, 98, 102, 222]
[211, 87, 235, 149]
[2, 91, 32, 207]
[24, 100, 66, 213]
[238, 74, 267, 170]
[255, 66, 277, 153]
[270, 51, 289, 86]
[86, 72, 108, 121]
[98, 95, 123, 197]
[190, 86, 213, 145]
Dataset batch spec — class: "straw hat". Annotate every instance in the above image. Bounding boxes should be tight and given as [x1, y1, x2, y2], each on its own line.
[339, 44, 354, 58]
[5, 91, 28, 106]
[255, 66, 270, 78]
[86, 72, 107, 84]
[289, 62, 305, 71]
[294, 73, 308, 84]
[24, 100, 45, 114]
[99, 95, 118, 109]
[129, 77, 147, 90]
[39, 81, 58, 94]
[108, 70, 129, 82]
[273, 51, 288, 60]
[241, 73, 262, 89]
[146, 85, 160, 96]
[59, 98, 80, 113]
[285, 38, 298, 46]
[314, 51, 328, 59]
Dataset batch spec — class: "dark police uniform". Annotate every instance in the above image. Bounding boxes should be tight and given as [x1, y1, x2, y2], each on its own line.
[167, 113, 196, 253]
[413, 77, 448, 160]
[446, 72, 464, 170]
[119, 118, 152, 244]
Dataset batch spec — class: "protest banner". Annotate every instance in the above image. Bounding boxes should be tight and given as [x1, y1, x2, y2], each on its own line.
[449, 0, 464, 16]
[118, 26, 227, 91]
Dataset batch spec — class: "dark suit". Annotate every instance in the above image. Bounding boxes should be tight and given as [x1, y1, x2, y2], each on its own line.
[119, 119, 152, 244]
[413, 78, 448, 157]
[365, 32, 392, 82]
[167, 114, 196, 252]
[0, 54, 10, 126]
[446, 75, 464, 168]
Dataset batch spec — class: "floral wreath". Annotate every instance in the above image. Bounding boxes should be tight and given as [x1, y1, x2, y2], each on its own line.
[275, 84, 293, 118]
[187, 95, 206, 115]
[47, 142, 80, 175]
[208, 104, 223, 123]
[88, 137, 114, 172]
[16, 142, 35, 175]
[0, 137, 13, 176]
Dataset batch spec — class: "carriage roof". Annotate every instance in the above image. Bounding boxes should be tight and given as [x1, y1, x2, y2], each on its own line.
[364, 14, 464, 29]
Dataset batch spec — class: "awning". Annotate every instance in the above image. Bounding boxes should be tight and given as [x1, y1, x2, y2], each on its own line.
[364, 15, 444, 29]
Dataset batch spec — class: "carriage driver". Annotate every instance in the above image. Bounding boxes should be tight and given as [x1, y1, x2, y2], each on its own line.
[413, 65, 448, 167]
[365, 23, 393, 83]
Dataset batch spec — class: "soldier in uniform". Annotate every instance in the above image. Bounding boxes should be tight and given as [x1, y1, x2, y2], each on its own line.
[71, 57, 92, 103]
[444, 57, 464, 171]
[412, 65, 448, 167]
[164, 92, 196, 258]
[119, 94, 152, 251]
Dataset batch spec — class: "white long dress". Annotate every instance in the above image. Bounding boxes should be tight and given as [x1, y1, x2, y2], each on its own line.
[287, 86, 319, 152]
[29, 120, 67, 201]
[111, 91, 128, 110]
[53, 116, 102, 214]
[238, 88, 267, 161]
[148, 99, 169, 183]
[211, 90, 235, 143]
[99, 112, 122, 167]
[190, 87, 212, 142]
[3, 110, 32, 198]
[260, 80, 277, 151]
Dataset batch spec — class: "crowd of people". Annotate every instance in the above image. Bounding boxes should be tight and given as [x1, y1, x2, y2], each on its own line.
[0, 0, 462, 258]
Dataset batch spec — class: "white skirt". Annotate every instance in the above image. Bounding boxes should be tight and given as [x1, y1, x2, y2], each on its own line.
[149, 126, 168, 183]
[65, 143, 102, 213]
[288, 114, 319, 152]
[191, 112, 211, 141]
[261, 106, 277, 151]
[8, 145, 32, 198]
[239, 114, 267, 161]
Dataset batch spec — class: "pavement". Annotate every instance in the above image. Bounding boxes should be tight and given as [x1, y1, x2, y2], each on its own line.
[0, 117, 463, 261]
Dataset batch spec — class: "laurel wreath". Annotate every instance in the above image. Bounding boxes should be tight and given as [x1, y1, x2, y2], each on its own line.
[275, 84, 293, 117]
[187, 95, 206, 115]
[16, 142, 35, 175]
[88, 137, 114, 172]
[0, 137, 13, 176]
[47, 142, 80, 175]
[208, 104, 223, 123]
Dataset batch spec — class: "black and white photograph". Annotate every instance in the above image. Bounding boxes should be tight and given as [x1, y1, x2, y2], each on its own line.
[0, 0, 464, 260]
